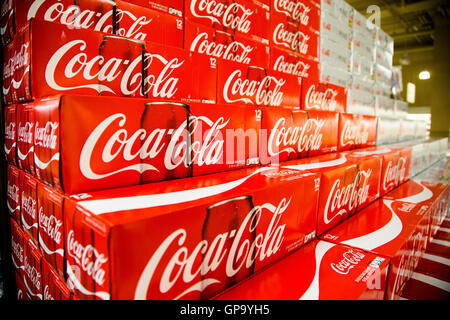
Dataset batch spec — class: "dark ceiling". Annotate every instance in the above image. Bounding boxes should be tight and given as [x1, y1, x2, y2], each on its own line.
[346, 0, 450, 54]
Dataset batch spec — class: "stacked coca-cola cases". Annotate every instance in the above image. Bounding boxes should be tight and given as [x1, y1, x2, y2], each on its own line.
[0, 0, 445, 300]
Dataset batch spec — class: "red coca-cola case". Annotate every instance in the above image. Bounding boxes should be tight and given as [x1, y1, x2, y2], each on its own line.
[351, 146, 412, 196]
[184, 0, 270, 44]
[2, 41, 15, 105]
[4, 105, 17, 164]
[2, 0, 183, 45]
[16, 102, 35, 174]
[281, 151, 382, 235]
[384, 179, 449, 245]
[270, 14, 319, 59]
[338, 113, 377, 151]
[185, 20, 270, 69]
[125, 0, 184, 16]
[23, 234, 43, 300]
[37, 183, 65, 278]
[301, 79, 347, 113]
[270, 0, 320, 32]
[20, 171, 39, 245]
[63, 166, 320, 299]
[217, 59, 301, 108]
[7, 164, 21, 223]
[321, 199, 431, 300]
[13, 19, 208, 102]
[270, 46, 319, 80]
[32, 95, 261, 194]
[42, 258, 71, 300]
[16, 271, 33, 300]
[11, 218, 25, 280]
[215, 239, 388, 300]
[260, 108, 338, 164]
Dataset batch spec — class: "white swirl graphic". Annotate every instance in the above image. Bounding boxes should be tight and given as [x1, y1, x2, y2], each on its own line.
[34, 152, 60, 170]
[66, 262, 110, 300]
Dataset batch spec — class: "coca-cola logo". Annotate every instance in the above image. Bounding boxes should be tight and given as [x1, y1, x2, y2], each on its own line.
[11, 235, 24, 264]
[223, 69, 286, 106]
[17, 122, 34, 144]
[323, 169, 372, 225]
[190, 0, 253, 34]
[11, 43, 29, 72]
[383, 157, 407, 191]
[383, 160, 397, 191]
[67, 230, 108, 287]
[273, 23, 309, 53]
[134, 197, 290, 299]
[22, 192, 37, 219]
[34, 121, 58, 150]
[24, 256, 41, 290]
[7, 181, 19, 203]
[115, 10, 152, 41]
[268, 117, 324, 157]
[397, 157, 407, 182]
[5, 121, 15, 141]
[340, 120, 369, 147]
[190, 32, 254, 64]
[330, 249, 365, 275]
[79, 113, 229, 180]
[39, 206, 62, 245]
[43, 285, 54, 300]
[274, 0, 311, 26]
[27, 0, 114, 32]
[356, 169, 372, 206]
[272, 55, 310, 77]
[45, 40, 185, 98]
[305, 85, 338, 111]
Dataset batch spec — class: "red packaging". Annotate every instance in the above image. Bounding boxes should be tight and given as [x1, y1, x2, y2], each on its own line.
[217, 59, 301, 108]
[11, 218, 25, 279]
[16, 272, 33, 300]
[125, 0, 184, 16]
[115, 1, 183, 46]
[270, 14, 319, 59]
[42, 259, 71, 300]
[13, 19, 214, 103]
[260, 108, 338, 164]
[7, 164, 21, 223]
[338, 113, 377, 151]
[4, 105, 16, 164]
[1, 0, 183, 46]
[16, 102, 35, 174]
[215, 239, 389, 300]
[270, 46, 319, 79]
[383, 179, 450, 245]
[2, 41, 15, 104]
[0, 0, 13, 45]
[20, 171, 39, 245]
[301, 80, 347, 112]
[351, 146, 412, 196]
[321, 199, 431, 300]
[184, 0, 270, 44]
[23, 234, 43, 300]
[270, 0, 320, 32]
[32, 95, 261, 194]
[281, 151, 382, 235]
[64, 166, 320, 299]
[38, 183, 65, 278]
[185, 20, 270, 69]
